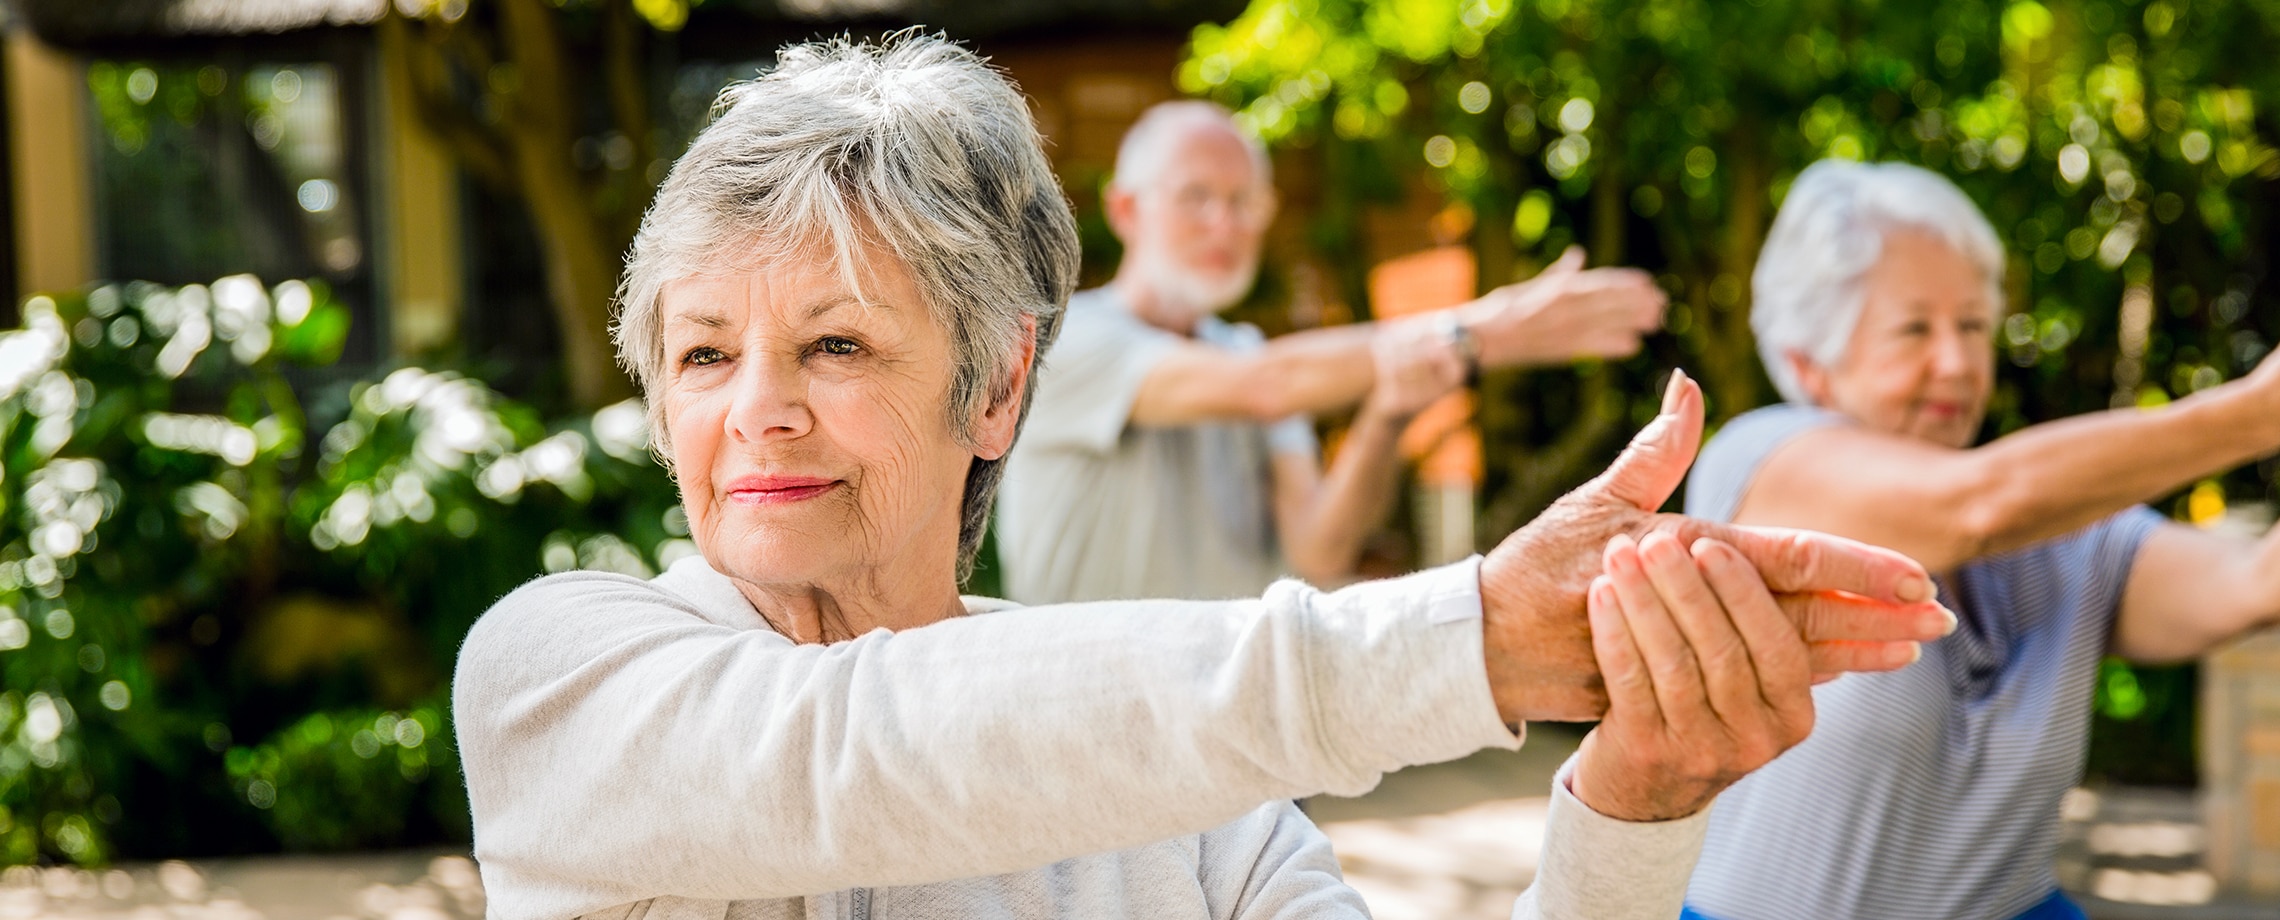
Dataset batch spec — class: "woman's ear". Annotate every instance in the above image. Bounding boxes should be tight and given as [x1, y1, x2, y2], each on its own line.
[973, 316, 1038, 461]
[1787, 349, 1836, 408]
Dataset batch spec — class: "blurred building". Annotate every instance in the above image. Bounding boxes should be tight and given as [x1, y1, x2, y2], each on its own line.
[0, 0, 1242, 396]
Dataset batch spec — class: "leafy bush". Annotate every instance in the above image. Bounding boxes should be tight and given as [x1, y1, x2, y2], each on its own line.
[0, 277, 677, 864]
[224, 706, 453, 851]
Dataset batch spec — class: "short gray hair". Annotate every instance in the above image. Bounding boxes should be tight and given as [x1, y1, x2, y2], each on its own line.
[613, 33, 1080, 577]
[1751, 160, 2005, 403]
[1110, 100, 1273, 192]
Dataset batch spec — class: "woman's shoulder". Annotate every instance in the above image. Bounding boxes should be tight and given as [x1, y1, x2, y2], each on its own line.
[1683, 402, 1851, 522]
[459, 558, 768, 673]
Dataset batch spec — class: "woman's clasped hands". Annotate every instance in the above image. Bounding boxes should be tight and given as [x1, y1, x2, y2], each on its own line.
[1570, 533, 1822, 823]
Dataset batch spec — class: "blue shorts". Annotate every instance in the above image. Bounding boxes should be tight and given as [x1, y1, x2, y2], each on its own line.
[1680, 889, 2085, 920]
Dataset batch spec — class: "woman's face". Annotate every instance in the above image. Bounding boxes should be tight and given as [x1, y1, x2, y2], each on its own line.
[1795, 230, 1997, 449]
[657, 245, 998, 593]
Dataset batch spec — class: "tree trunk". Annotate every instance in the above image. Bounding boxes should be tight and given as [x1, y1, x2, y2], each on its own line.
[1696, 120, 1768, 420]
[498, 0, 635, 408]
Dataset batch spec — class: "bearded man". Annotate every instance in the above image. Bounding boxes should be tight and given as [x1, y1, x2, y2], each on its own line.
[997, 101, 1667, 602]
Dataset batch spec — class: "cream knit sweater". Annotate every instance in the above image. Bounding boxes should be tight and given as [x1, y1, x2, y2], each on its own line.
[455, 556, 1709, 919]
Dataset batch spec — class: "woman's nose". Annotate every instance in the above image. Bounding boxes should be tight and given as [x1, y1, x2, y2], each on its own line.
[1930, 326, 1977, 378]
[725, 358, 813, 443]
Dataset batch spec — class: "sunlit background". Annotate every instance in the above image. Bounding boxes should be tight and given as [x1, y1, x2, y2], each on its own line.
[0, 0, 2276, 916]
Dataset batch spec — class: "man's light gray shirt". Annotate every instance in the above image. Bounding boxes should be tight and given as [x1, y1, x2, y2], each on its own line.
[997, 287, 1317, 604]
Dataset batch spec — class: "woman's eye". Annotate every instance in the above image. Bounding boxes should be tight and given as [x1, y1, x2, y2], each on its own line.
[681, 346, 726, 367]
[817, 336, 861, 356]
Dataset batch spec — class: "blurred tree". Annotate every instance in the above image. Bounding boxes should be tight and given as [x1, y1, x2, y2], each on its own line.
[381, 0, 695, 408]
[1184, 0, 2280, 532]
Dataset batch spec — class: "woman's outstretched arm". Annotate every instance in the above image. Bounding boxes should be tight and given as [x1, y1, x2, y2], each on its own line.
[1733, 353, 2280, 571]
[2111, 521, 2280, 662]
[456, 372, 1942, 919]
[457, 561, 1517, 917]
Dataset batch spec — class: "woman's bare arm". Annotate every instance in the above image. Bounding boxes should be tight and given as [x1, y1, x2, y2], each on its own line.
[1734, 358, 2280, 572]
[2111, 522, 2280, 662]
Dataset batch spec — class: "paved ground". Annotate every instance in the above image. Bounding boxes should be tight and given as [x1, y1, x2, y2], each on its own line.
[1309, 725, 2279, 920]
[1, 725, 2273, 919]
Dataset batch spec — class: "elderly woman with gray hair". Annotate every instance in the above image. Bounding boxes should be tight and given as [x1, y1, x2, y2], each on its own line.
[452, 37, 1953, 920]
[1678, 159, 2280, 920]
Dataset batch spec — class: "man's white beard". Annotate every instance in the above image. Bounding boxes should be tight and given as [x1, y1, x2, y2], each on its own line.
[1140, 248, 1258, 323]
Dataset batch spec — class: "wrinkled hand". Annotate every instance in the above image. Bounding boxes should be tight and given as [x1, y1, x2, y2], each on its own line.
[1479, 369, 1955, 724]
[1362, 316, 1469, 421]
[1569, 534, 1817, 822]
[1460, 246, 1667, 367]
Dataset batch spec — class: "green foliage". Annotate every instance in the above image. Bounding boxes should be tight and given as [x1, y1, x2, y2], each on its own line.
[1186, 0, 2280, 782]
[223, 706, 453, 851]
[0, 277, 677, 864]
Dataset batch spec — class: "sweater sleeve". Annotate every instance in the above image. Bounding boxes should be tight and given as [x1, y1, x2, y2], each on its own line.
[454, 558, 1517, 919]
[1194, 802, 1367, 920]
[1509, 755, 1712, 920]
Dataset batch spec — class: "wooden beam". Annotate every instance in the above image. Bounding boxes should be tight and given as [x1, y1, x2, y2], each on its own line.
[5, 29, 94, 302]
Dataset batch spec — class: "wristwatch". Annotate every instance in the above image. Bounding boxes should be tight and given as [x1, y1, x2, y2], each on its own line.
[1438, 312, 1481, 385]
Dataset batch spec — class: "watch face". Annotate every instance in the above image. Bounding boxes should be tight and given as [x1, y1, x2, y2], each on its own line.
[1438, 315, 1482, 376]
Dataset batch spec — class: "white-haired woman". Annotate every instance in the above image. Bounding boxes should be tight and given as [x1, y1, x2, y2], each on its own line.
[1678, 159, 2280, 920]
[451, 37, 1951, 920]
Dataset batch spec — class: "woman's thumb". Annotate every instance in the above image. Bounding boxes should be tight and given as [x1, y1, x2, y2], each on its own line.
[1587, 369, 1704, 512]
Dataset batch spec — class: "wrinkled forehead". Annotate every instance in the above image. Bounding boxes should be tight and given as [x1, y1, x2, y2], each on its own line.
[1860, 228, 1999, 319]
[655, 235, 926, 331]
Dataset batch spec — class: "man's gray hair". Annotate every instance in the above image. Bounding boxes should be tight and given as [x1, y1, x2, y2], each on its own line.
[1110, 100, 1273, 192]
[1752, 159, 2005, 402]
[613, 33, 1080, 578]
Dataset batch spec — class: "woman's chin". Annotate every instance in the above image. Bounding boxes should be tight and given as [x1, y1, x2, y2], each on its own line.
[1908, 416, 1982, 449]
[699, 525, 856, 585]
[714, 552, 845, 589]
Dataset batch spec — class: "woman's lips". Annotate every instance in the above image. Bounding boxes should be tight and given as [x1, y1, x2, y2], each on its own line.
[724, 475, 841, 505]
[1918, 400, 1967, 418]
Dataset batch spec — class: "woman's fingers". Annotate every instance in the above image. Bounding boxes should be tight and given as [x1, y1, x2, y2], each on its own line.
[1808, 639, 1922, 674]
[1588, 575, 1659, 728]
[1692, 539, 1815, 744]
[1602, 535, 1717, 729]
[1667, 519, 1936, 609]
[1777, 591, 1956, 647]
[1633, 532, 1768, 732]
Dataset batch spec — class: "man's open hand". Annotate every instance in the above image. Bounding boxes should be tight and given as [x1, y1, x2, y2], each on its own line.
[1462, 246, 1667, 367]
[1479, 370, 1955, 724]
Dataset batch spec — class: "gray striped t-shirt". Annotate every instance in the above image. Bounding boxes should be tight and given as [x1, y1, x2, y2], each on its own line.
[1680, 403, 2164, 920]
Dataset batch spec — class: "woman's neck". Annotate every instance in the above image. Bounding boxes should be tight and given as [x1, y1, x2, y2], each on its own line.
[730, 564, 968, 644]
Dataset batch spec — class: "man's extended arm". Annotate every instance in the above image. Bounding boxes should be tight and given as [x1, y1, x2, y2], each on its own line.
[1275, 316, 1467, 585]
[1128, 248, 1665, 427]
